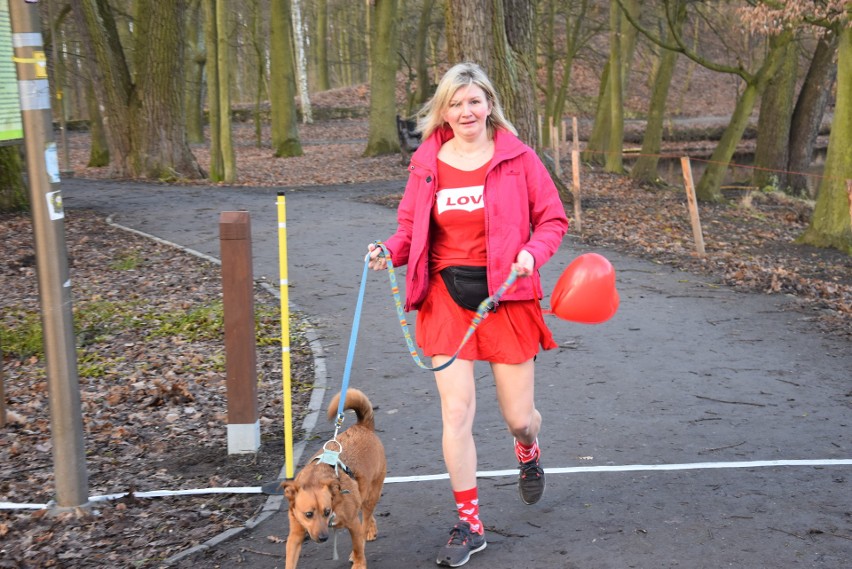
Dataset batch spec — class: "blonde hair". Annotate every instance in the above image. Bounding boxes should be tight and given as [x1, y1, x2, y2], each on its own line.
[416, 62, 517, 140]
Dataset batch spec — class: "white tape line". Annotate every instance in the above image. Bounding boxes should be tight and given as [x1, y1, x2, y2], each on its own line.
[384, 458, 852, 484]
[3, 459, 850, 510]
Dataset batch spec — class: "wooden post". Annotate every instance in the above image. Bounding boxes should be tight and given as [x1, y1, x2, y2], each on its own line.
[680, 157, 706, 257]
[572, 116, 582, 234]
[219, 211, 260, 454]
[551, 121, 560, 175]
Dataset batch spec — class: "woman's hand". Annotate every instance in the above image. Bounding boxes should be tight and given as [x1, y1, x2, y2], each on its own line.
[512, 249, 534, 277]
[367, 243, 388, 271]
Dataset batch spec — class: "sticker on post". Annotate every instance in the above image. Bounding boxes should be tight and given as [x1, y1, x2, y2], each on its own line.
[46, 190, 63, 220]
[45, 142, 60, 183]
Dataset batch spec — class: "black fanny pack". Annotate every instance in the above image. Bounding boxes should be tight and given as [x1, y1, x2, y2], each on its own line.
[440, 266, 489, 312]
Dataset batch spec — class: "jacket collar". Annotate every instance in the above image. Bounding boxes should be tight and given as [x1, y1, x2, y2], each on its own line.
[411, 125, 527, 171]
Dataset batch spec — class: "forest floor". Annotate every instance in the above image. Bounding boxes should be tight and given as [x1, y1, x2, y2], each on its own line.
[2, 85, 851, 566]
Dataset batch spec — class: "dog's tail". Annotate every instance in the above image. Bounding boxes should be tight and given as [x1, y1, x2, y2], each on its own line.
[327, 388, 375, 430]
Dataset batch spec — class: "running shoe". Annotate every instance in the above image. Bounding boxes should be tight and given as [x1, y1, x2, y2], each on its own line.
[518, 457, 545, 504]
[436, 521, 486, 567]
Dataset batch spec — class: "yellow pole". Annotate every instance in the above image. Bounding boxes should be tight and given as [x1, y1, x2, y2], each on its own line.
[276, 192, 294, 479]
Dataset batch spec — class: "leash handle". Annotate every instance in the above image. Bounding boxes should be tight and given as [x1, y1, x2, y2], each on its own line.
[373, 241, 519, 372]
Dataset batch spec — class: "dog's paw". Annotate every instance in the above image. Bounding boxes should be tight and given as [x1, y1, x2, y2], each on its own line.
[365, 516, 378, 541]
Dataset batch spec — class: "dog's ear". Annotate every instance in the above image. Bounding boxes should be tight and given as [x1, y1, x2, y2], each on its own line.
[324, 479, 342, 498]
[282, 481, 298, 504]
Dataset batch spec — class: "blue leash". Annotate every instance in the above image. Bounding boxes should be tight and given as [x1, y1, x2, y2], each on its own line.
[333, 253, 371, 428]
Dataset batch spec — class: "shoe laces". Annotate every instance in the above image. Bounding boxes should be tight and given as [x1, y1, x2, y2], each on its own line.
[520, 459, 543, 480]
[447, 523, 472, 546]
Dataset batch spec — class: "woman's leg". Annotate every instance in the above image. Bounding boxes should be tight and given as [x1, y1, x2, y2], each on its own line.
[493, 358, 545, 505]
[491, 358, 540, 445]
[432, 356, 478, 491]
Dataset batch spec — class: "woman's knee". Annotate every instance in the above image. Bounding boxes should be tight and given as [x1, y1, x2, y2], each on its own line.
[505, 408, 540, 439]
[441, 399, 475, 434]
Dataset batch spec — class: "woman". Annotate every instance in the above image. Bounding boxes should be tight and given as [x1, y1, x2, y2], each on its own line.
[368, 62, 568, 567]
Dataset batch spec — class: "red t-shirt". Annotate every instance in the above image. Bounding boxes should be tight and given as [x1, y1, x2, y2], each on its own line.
[430, 159, 489, 272]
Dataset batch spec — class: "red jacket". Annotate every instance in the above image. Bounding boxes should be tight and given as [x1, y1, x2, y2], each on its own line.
[384, 126, 569, 311]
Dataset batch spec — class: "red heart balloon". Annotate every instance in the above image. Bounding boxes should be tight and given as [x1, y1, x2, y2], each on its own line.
[549, 253, 619, 324]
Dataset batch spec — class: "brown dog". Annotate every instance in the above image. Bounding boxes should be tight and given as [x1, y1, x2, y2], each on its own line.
[282, 388, 386, 569]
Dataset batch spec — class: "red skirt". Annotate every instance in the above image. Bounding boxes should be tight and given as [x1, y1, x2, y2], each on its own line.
[415, 273, 558, 365]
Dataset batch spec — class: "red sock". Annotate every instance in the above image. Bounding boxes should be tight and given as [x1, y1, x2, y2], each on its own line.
[453, 487, 483, 535]
[515, 438, 540, 463]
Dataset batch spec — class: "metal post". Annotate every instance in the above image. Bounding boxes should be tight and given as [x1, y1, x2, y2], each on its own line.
[9, 0, 89, 508]
[276, 193, 294, 479]
[219, 211, 260, 454]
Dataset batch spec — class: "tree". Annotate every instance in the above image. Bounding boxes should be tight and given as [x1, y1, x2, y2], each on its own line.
[800, 17, 852, 253]
[204, 0, 236, 182]
[618, 0, 792, 202]
[787, 31, 839, 196]
[585, 0, 639, 168]
[269, 0, 303, 157]
[73, 0, 203, 180]
[630, 0, 685, 184]
[292, 0, 312, 123]
[364, 0, 400, 156]
[185, 0, 206, 145]
[539, 0, 600, 148]
[445, 0, 538, 146]
[735, 0, 850, 251]
[604, 0, 626, 173]
[752, 34, 798, 191]
[0, 146, 27, 212]
[314, 0, 330, 92]
[411, 0, 437, 112]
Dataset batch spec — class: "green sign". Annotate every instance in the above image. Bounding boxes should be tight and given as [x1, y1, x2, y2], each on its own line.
[0, 1, 23, 142]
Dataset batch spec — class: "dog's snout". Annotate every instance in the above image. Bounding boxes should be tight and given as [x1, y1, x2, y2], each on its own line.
[316, 532, 329, 543]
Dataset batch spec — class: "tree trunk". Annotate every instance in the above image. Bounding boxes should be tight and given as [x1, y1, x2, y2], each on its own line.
[364, 0, 400, 156]
[585, 0, 638, 166]
[799, 23, 852, 254]
[552, 1, 593, 130]
[204, 0, 222, 180]
[214, 0, 235, 182]
[605, 0, 624, 174]
[445, 0, 491, 67]
[251, 0, 266, 147]
[315, 0, 330, 91]
[541, 0, 557, 147]
[631, 1, 683, 184]
[292, 0, 312, 123]
[85, 79, 109, 167]
[696, 32, 792, 202]
[0, 146, 28, 213]
[74, 0, 202, 179]
[492, 0, 537, 145]
[185, 0, 205, 145]
[270, 0, 303, 157]
[412, 0, 436, 111]
[788, 32, 839, 197]
[753, 35, 797, 191]
[73, 0, 135, 176]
